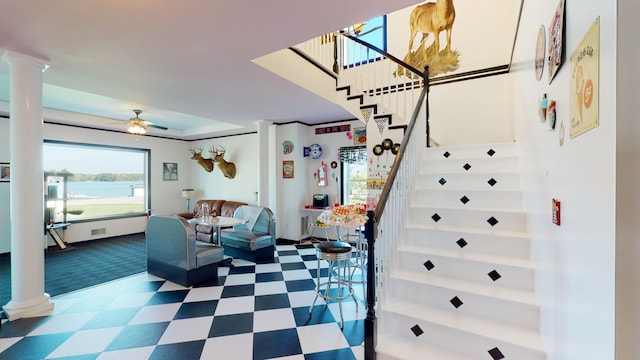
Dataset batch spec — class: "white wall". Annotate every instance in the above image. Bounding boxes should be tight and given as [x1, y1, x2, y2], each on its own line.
[511, 1, 617, 359]
[189, 133, 260, 206]
[428, 74, 515, 146]
[271, 120, 363, 241]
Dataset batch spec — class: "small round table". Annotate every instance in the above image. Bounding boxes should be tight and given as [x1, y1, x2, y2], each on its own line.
[189, 216, 248, 246]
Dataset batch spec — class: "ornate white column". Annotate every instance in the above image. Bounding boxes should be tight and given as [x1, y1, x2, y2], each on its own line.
[2, 51, 53, 320]
[256, 120, 270, 207]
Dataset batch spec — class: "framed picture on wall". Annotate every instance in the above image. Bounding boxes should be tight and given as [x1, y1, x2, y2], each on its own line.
[283, 160, 294, 179]
[0, 163, 9, 182]
[569, 17, 599, 138]
[163, 162, 178, 181]
[548, 0, 565, 84]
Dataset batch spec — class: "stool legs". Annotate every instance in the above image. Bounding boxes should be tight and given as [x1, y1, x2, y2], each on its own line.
[309, 248, 357, 329]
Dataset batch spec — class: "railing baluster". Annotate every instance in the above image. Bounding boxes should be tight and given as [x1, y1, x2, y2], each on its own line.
[291, 34, 430, 360]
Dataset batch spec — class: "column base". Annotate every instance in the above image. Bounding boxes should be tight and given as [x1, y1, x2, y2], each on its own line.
[3, 293, 54, 321]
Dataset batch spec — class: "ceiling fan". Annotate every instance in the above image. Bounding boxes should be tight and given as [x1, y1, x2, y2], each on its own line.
[121, 109, 168, 136]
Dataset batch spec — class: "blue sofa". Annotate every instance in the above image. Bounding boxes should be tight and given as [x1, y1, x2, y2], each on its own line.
[146, 214, 224, 286]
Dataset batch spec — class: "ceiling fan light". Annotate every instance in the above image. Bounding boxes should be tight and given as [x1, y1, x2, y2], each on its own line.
[128, 124, 146, 135]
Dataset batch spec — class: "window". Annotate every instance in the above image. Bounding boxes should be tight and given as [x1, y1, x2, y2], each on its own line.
[339, 146, 367, 205]
[43, 141, 149, 222]
[343, 15, 387, 67]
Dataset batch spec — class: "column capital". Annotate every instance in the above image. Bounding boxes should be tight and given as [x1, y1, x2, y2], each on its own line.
[3, 51, 49, 71]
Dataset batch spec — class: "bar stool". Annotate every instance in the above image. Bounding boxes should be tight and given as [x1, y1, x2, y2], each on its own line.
[308, 241, 357, 328]
[341, 232, 367, 301]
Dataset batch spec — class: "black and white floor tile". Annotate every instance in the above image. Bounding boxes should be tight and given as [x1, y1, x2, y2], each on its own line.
[0, 244, 366, 360]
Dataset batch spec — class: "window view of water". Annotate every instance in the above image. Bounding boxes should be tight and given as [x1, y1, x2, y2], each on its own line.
[61, 181, 144, 199]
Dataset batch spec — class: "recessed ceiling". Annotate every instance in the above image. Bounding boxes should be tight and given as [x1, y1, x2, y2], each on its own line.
[0, 0, 422, 140]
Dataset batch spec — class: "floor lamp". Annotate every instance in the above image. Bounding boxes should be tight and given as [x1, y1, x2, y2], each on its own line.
[181, 188, 196, 213]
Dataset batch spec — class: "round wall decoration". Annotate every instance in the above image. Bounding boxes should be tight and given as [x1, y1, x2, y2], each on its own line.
[373, 144, 384, 156]
[282, 140, 294, 154]
[535, 25, 546, 81]
[391, 143, 401, 155]
[382, 138, 393, 150]
[330, 161, 338, 169]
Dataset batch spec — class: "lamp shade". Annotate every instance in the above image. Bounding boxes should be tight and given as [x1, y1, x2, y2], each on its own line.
[181, 189, 195, 198]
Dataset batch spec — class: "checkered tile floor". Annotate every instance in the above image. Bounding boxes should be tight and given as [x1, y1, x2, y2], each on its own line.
[0, 244, 367, 360]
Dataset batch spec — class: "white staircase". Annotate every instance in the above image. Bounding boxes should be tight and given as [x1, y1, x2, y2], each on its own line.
[376, 142, 546, 360]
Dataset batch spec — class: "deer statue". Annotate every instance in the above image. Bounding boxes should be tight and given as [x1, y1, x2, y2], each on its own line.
[407, 0, 456, 54]
[188, 146, 215, 172]
[210, 145, 236, 179]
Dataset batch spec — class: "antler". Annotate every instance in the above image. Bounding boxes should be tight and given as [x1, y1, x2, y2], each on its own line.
[208, 145, 226, 156]
[188, 146, 203, 155]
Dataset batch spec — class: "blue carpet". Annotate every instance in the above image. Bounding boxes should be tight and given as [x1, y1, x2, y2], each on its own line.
[0, 233, 146, 307]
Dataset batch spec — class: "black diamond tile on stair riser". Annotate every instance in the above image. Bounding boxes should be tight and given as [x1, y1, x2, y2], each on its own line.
[456, 238, 468, 248]
[410, 324, 424, 337]
[487, 149, 496, 157]
[431, 213, 441, 222]
[487, 216, 499, 227]
[488, 178, 498, 187]
[423, 260, 435, 271]
[460, 195, 470, 204]
[488, 347, 505, 360]
[443, 151, 451, 158]
[488, 270, 502, 281]
[463, 163, 472, 171]
[450, 296, 463, 308]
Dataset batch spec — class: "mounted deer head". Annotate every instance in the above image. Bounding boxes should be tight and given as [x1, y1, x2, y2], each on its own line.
[188, 146, 214, 172]
[210, 145, 236, 179]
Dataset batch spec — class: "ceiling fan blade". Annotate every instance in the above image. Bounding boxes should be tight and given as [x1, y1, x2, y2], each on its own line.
[148, 124, 168, 131]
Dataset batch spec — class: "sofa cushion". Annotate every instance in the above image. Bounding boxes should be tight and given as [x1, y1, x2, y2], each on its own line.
[220, 230, 273, 251]
[221, 201, 247, 217]
[195, 243, 224, 266]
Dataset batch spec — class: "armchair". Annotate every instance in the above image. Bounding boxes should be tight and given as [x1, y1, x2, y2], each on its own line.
[219, 205, 276, 262]
[146, 214, 224, 286]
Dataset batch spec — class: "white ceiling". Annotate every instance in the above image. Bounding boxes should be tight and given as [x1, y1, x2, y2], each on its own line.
[0, 0, 421, 140]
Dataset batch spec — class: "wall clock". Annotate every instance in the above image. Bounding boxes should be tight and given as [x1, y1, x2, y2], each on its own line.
[309, 144, 322, 159]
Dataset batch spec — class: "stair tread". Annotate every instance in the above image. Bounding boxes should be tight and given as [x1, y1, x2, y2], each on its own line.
[398, 244, 534, 268]
[404, 221, 529, 238]
[382, 300, 545, 351]
[390, 268, 539, 305]
[376, 333, 471, 360]
[413, 186, 523, 193]
[404, 222, 530, 238]
[409, 203, 526, 213]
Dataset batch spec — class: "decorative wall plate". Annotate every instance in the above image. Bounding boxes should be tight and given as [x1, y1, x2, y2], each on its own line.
[391, 143, 401, 155]
[535, 25, 545, 81]
[373, 144, 384, 156]
[282, 140, 294, 154]
[382, 138, 393, 150]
